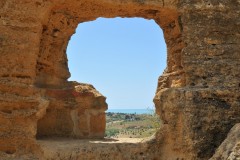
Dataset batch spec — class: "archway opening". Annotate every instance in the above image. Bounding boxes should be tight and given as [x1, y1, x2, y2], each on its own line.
[67, 17, 166, 138]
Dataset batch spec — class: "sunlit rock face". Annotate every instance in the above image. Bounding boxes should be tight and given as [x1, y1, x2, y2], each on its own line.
[210, 123, 240, 160]
[37, 82, 107, 139]
[0, 0, 239, 159]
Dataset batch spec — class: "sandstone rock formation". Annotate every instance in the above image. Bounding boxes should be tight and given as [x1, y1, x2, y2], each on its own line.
[210, 123, 240, 160]
[37, 82, 107, 139]
[0, 0, 239, 159]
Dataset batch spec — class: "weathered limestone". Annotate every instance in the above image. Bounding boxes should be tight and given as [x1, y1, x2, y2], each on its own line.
[0, 0, 239, 159]
[38, 138, 156, 160]
[210, 123, 240, 160]
[37, 82, 107, 139]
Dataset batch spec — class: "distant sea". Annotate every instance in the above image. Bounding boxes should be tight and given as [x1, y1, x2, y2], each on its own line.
[106, 109, 153, 114]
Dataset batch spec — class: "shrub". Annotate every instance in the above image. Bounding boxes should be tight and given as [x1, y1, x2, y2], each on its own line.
[105, 129, 120, 137]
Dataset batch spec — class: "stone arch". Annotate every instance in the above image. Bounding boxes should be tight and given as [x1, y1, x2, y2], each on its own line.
[35, 1, 183, 88]
[1, 0, 239, 159]
[35, 0, 185, 139]
[34, 0, 187, 158]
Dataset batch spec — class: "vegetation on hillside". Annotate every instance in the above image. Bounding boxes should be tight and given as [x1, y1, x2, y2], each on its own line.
[105, 111, 161, 138]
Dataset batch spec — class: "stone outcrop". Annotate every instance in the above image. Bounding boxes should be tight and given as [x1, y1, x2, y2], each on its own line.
[0, 0, 239, 159]
[210, 123, 240, 160]
[37, 82, 107, 139]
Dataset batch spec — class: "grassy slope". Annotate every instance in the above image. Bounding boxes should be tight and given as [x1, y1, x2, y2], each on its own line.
[105, 113, 160, 138]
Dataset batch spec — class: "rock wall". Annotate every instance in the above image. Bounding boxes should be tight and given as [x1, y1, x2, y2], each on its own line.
[210, 123, 240, 160]
[0, 0, 239, 159]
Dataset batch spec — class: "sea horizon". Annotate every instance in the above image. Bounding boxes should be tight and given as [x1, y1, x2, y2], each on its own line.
[106, 108, 155, 114]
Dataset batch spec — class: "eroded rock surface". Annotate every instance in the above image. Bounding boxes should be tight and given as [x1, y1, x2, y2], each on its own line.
[38, 138, 154, 160]
[210, 124, 240, 160]
[37, 82, 107, 139]
[0, 0, 239, 159]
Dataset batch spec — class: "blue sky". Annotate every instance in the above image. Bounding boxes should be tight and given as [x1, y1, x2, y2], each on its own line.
[67, 17, 166, 109]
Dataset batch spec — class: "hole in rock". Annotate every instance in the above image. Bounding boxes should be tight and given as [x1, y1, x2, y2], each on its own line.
[1, 109, 12, 114]
[67, 18, 166, 139]
[5, 151, 14, 154]
[5, 148, 16, 155]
